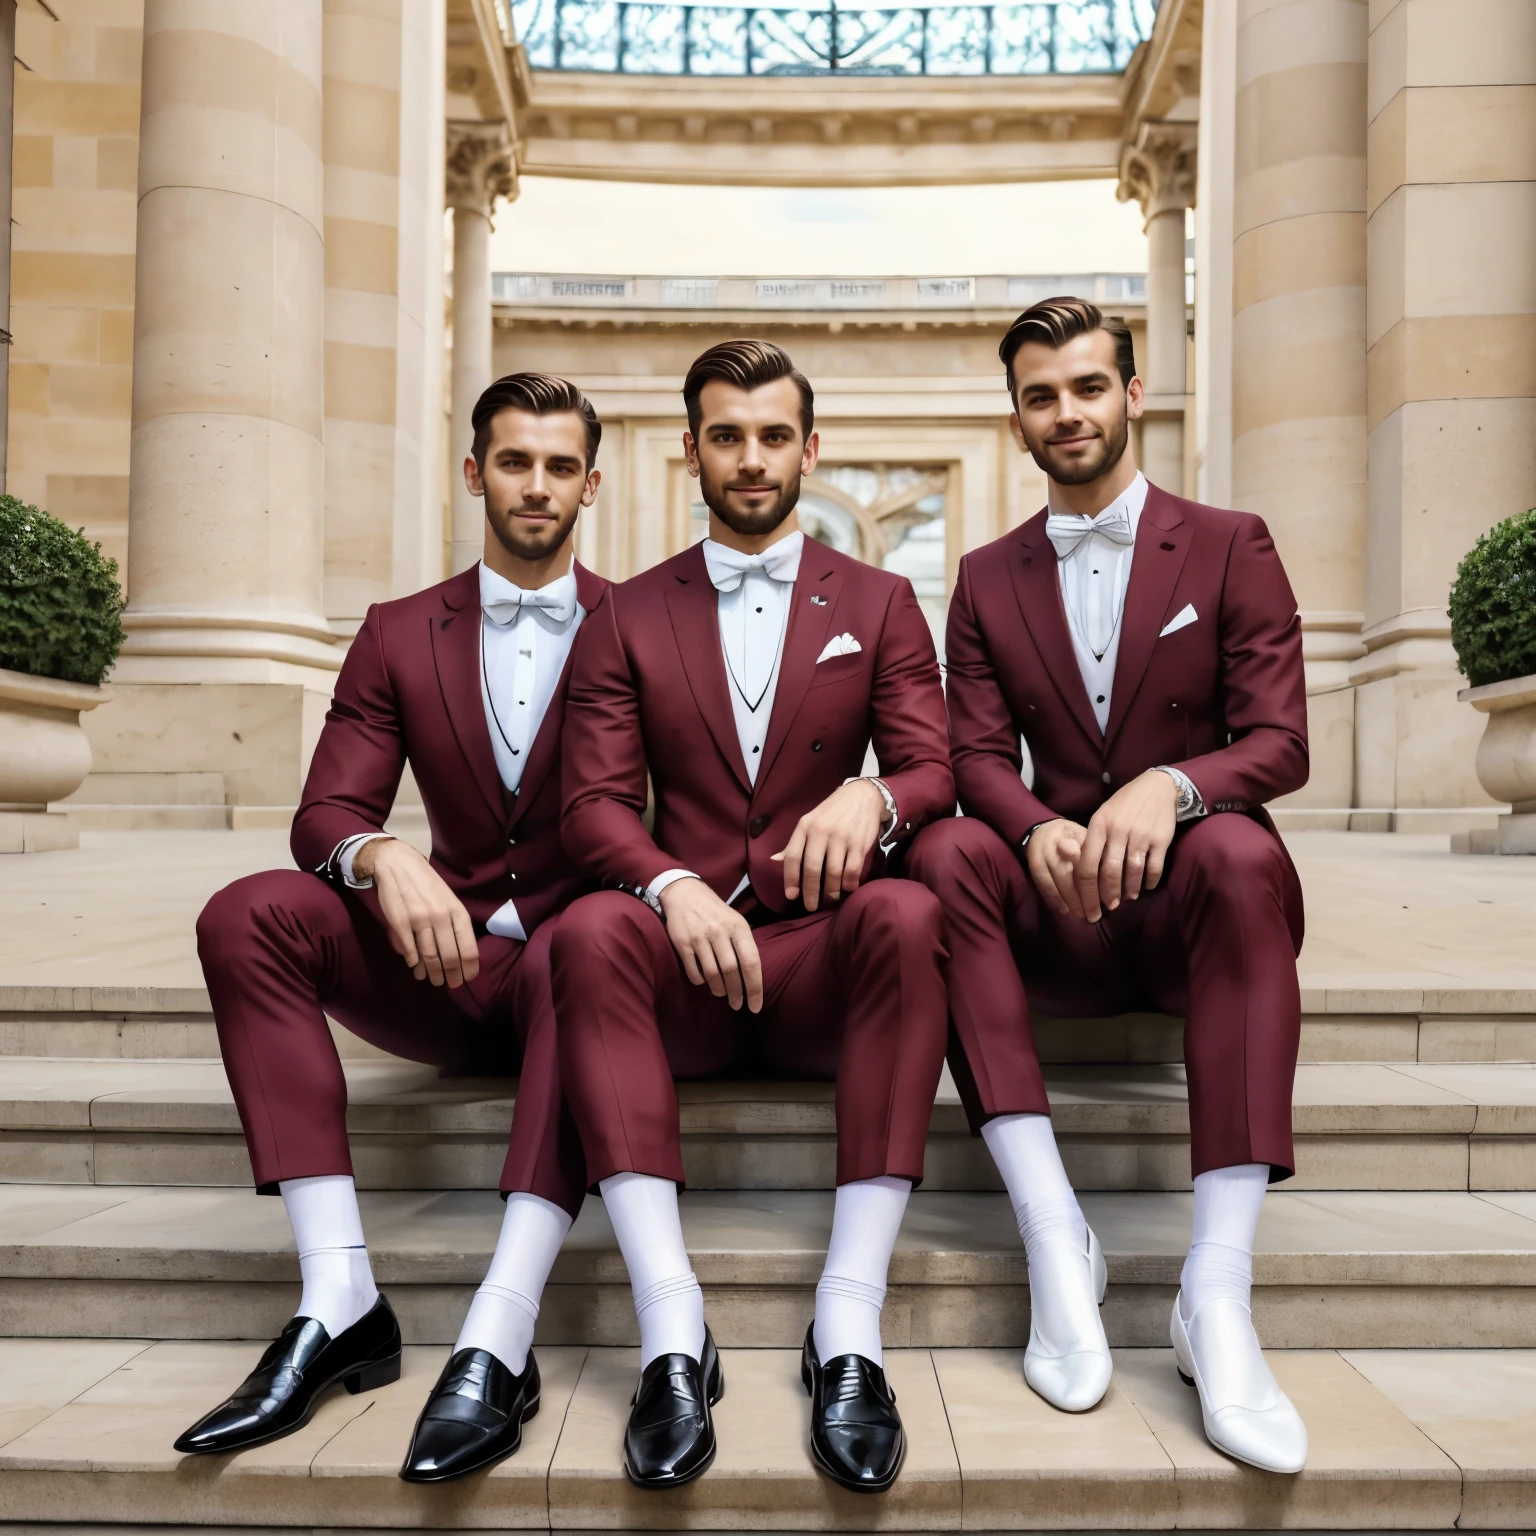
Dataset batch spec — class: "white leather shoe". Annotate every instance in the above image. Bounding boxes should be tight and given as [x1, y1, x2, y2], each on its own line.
[1023, 1225, 1112, 1412]
[1170, 1291, 1307, 1473]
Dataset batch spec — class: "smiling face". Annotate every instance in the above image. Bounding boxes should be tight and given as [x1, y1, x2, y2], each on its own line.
[465, 407, 598, 563]
[685, 375, 819, 542]
[1008, 327, 1144, 488]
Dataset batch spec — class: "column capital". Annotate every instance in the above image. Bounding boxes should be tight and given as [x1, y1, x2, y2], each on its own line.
[1117, 119, 1198, 224]
[446, 119, 518, 218]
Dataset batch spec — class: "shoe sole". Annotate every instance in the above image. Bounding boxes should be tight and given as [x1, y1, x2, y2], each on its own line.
[397, 1394, 541, 1484]
[174, 1350, 403, 1458]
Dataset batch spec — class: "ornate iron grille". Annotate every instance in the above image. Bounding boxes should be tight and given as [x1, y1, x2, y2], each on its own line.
[512, 0, 1155, 75]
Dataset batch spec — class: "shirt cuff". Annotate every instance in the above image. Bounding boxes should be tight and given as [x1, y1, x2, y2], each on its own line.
[333, 832, 392, 888]
[642, 868, 699, 914]
[1154, 766, 1208, 822]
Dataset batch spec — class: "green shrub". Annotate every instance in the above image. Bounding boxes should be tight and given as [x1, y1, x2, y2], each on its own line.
[0, 495, 125, 686]
[1449, 508, 1536, 689]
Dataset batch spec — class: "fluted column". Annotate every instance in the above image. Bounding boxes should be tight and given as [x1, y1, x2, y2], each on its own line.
[122, 1, 336, 680]
[446, 121, 515, 575]
[1119, 121, 1196, 494]
[1232, 0, 1368, 814]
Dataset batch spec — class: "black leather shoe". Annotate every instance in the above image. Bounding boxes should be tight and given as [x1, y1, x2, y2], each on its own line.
[801, 1325, 905, 1493]
[173, 1297, 402, 1456]
[623, 1327, 725, 1489]
[398, 1347, 540, 1483]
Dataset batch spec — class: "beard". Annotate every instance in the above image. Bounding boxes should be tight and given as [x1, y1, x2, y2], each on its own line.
[486, 498, 579, 562]
[699, 463, 802, 538]
[1024, 402, 1131, 486]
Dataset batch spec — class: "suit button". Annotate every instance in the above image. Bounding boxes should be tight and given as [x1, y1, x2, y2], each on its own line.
[1102, 771, 1112, 784]
[750, 816, 769, 837]
[508, 837, 516, 846]
[812, 740, 823, 751]
[509, 872, 517, 881]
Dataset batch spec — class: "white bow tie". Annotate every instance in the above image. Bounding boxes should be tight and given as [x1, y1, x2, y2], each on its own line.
[1045, 504, 1136, 561]
[702, 532, 803, 593]
[481, 570, 578, 628]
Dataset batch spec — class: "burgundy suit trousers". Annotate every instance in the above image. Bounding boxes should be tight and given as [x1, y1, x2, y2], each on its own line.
[196, 870, 587, 1214]
[550, 881, 949, 1189]
[905, 813, 1303, 1178]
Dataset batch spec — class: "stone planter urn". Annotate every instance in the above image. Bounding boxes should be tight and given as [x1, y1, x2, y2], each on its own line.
[0, 664, 110, 852]
[1459, 672, 1536, 854]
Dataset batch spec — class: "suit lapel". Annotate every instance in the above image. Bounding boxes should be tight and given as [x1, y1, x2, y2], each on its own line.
[430, 564, 510, 827]
[665, 546, 752, 793]
[1007, 512, 1102, 748]
[757, 554, 843, 787]
[507, 562, 607, 832]
[1103, 487, 1192, 750]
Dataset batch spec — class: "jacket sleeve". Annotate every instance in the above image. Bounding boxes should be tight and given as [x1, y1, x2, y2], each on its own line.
[1171, 514, 1309, 810]
[560, 588, 678, 891]
[869, 578, 955, 839]
[945, 555, 1062, 848]
[289, 604, 406, 877]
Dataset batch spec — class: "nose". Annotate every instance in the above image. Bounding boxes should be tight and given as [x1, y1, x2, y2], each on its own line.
[525, 465, 551, 502]
[741, 433, 767, 474]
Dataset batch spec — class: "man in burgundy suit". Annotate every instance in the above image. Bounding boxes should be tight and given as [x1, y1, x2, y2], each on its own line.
[177, 374, 606, 1483]
[550, 340, 953, 1493]
[907, 298, 1309, 1473]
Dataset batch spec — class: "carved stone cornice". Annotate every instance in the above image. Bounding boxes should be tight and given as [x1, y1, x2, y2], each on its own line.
[1117, 118, 1198, 222]
[446, 119, 518, 216]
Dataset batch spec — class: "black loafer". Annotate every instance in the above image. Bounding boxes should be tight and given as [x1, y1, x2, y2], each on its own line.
[174, 1296, 402, 1456]
[624, 1327, 725, 1489]
[800, 1325, 905, 1493]
[399, 1346, 540, 1483]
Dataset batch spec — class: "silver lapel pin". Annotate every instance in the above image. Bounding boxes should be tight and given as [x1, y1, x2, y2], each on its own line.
[810, 595, 828, 606]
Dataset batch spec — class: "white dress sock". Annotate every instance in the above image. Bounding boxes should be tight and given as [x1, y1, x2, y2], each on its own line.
[454, 1192, 573, 1375]
[981, 1112, 1089, 1256]
[599, 1171, 705, 1369]
[279, 1173, 378, 1338]
[813, 1174, 912, 1367]
[1179, 1162, 1269, 1319]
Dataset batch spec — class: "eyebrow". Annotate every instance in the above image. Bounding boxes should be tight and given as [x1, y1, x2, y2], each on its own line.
[1022, 371, 1112, 394]
[703, 420, 796, 435]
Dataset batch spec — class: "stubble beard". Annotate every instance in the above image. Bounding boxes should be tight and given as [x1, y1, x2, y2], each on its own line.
[700, 464, 802, 539]
[1028, 404, 1131, 488]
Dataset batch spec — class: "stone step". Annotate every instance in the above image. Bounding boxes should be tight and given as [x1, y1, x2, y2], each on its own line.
[5, 1057, 1536, 1193]
[8, 981, 1536, 1063]
[4, 1184, 1536, 1350]
[0, 1336, 1524, 1530]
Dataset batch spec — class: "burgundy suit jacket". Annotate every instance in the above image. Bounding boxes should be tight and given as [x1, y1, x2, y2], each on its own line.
[561, 540, 954, 915]
[292, 561, 610, 936]
[946, 484, 1308, 855]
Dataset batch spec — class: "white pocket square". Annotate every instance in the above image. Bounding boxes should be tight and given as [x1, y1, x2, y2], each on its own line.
[816, 633, 861, 663]
[1159, 603, 1198, 638]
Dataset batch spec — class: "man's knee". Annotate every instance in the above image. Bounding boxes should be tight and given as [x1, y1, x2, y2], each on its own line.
[906, 815, 1015, 898]
[1177, 816, 1286, 897]
[549, 890, 654, 972]
[195, 870, 330, 963]
[843, 875, 943, 950]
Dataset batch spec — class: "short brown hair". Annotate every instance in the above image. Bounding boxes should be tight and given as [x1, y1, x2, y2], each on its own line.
[683, 339, 814, 441]
[472, 372, 602, 469]
[998, 297, 1137, 397]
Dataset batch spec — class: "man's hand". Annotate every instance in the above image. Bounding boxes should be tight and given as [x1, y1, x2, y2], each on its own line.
[1025, 817, 1089, 920]
[659, 877, 764, 1012]
[354, 837, 480, 988]
[1073, 769, 1179, 922]
[772, 778, 885, 911]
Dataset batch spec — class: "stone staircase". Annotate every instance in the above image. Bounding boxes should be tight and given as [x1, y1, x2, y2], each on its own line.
[2, 983, 1535, 1528]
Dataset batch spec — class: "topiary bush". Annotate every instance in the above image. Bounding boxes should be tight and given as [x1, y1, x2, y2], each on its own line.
[0, 494, 125, 686]
[1449, 508, 1536, 689]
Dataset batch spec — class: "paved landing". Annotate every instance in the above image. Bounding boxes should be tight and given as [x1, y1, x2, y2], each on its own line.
[1, 829, 1534, 1005]
[0, 1340, 1528, 1528]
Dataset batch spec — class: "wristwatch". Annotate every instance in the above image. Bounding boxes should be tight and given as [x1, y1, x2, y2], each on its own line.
[845, 775, 901, 854]
[1153, 764, 1201, 819]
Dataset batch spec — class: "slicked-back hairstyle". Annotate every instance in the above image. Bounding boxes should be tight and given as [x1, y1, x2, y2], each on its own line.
[683, 338, 815, 442]
[471, 372, 602, 469]
[998, 297, 1137, 398]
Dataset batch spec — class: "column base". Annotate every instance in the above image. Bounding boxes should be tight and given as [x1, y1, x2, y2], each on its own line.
[1453, 813, 1536, 856]
[0, 810, 78, 854]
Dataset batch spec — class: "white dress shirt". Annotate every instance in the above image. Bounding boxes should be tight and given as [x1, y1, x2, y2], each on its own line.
[647, 531, 804, 909]
[335, 560, 585, 942]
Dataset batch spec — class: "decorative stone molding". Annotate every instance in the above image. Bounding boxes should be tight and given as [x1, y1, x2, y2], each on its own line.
[446, 120, 518, 216]
[1117, 119, 1198, 222]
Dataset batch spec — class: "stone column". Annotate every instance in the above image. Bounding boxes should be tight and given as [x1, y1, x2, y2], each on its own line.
[1119, 121, 1197, 494]
[1193, 0, 1235, 508]
[1354, 0, 1536, 824]
[0, 0, 15, 492]
[102, 2, 338, 810]
[446, 121, 515, 575]
[1231, 0, 1368, 815]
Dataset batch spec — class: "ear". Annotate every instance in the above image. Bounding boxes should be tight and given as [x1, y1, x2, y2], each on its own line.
[801, 429, 820, 476]
[463, 454, 486, 497]
[1007, 412, 1027, 452]
[1125, 376, 1146, 421]
[581, 468, 601, 507]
